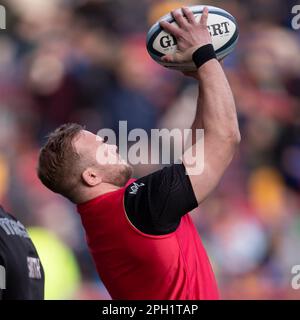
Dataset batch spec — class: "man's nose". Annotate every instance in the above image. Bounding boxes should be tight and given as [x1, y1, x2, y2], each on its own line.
[109, 144, 118, 153]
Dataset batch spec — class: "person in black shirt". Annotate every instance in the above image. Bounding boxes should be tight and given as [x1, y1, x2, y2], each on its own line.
[0, 206, 44, 300]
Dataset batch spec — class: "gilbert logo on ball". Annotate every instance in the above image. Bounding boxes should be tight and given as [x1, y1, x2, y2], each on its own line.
[146, 5, 239, 71]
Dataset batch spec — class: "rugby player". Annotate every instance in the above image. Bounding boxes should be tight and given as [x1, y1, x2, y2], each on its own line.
[37, 7, 240, 299]
[0, 206, 44, 300]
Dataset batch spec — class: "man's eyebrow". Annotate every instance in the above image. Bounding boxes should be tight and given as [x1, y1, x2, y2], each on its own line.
[96, 135, 105, 143]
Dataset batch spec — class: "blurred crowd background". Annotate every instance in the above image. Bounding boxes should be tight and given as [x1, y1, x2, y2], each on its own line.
[0, 0, 299, 299]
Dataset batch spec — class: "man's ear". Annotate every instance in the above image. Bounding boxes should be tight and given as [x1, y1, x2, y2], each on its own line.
[82, 168, 102, 187]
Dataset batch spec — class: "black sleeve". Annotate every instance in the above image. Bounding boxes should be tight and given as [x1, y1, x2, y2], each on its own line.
[124, 163, 198, 235]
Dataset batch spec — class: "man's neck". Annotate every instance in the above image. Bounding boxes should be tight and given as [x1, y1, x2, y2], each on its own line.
[74, 183, 121, 205]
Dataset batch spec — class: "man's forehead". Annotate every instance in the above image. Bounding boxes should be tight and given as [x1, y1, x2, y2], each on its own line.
[73, 130, 98, 152]
[82, 130, 96, 139]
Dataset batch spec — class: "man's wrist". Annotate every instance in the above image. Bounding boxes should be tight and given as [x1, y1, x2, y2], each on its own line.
[192, 44, 217, 69]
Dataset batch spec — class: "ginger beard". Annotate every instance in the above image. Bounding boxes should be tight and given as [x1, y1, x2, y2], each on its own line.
[100, 161, 133, 187]
[95, 140, 133, 187]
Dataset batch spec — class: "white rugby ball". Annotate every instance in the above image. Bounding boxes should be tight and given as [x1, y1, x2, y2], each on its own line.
[146, 5, 239, 71]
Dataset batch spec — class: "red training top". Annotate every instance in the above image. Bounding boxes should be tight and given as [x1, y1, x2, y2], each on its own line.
[77, 178, 219, 300]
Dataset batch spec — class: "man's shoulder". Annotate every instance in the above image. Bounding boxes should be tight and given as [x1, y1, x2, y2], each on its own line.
[125, 178, 147, 196]
[0, 206, 18, 221]
[0, 208, 29, 241]
[126, 178, 136, 186]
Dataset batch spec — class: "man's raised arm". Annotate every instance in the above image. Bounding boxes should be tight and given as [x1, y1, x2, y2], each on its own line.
[160, 7, 240, 204]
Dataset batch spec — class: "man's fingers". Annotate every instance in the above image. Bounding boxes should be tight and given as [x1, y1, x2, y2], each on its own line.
[200, 7, 209, 26]
[182, 7, 196, 25]
[160, 20, 182, 38]
[171, 9, 189, 29]
[162, 52, 183, 63]
[161, 54, 174, 63]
